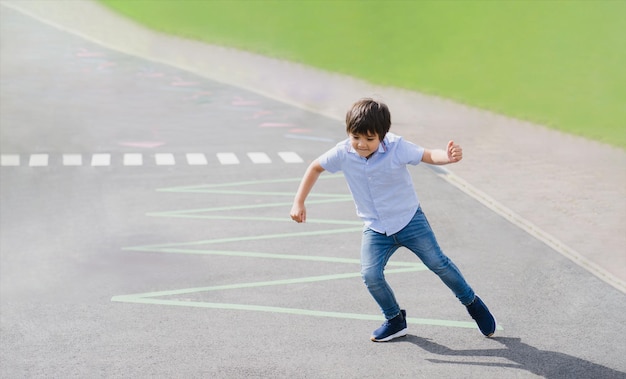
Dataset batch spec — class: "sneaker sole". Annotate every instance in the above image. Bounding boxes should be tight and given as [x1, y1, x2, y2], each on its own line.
[480, 316, 497, 337]
[486, 316, 498, 337]
[370, 327, 408, 342]
[467, 297, 497, 337]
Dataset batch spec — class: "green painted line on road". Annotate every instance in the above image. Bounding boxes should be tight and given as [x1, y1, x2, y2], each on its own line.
[145, 197, 351, 215]
[123, 227, 363, 251]
[156, 189, 351, 197]
[155, 174, 344, 193]
[114, 174, 504, 332]
[112, 267, 424, 299]
[156, 177, 304, 192]
[111, 264, 497, 330]
[121, 247, 424, 268]
[111, 298, 482, 330]
[146, 213, 363, 225]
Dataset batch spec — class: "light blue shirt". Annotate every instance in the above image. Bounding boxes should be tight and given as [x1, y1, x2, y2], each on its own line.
[318, 132, 425, 235]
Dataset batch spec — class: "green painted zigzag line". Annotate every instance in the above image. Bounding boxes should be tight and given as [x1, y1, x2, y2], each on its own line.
[112, 176, 496, 330]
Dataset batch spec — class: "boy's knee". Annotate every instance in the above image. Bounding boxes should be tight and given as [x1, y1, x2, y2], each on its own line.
[361, 268, 385, 286]
[424, 255, 451, 274]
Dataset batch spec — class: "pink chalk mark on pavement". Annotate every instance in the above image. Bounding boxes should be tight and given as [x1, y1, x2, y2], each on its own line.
[118, 141, 166, 149]
[76, 48, 104, 58]
[98, 62, 117, 70]
[187, 91, 212, 100]
[231, 96, 259, 106]
[259, 122, 294, 128]
[139, 69, 165, 78]
[171, 77, 199, 87]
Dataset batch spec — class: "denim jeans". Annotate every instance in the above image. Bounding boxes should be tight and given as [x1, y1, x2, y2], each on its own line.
[360, 207, 475, 319]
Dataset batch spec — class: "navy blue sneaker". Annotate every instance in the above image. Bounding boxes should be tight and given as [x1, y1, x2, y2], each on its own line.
[466, 296, 496, 337]
[370, 309, 408, 342]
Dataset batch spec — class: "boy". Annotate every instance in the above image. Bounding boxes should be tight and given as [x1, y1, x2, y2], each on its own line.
[290, 98, 496, 342]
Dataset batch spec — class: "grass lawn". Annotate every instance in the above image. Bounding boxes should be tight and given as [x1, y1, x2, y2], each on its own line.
[99, 0, 626, 149]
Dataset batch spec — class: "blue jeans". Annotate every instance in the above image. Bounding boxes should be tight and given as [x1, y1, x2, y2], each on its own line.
[360, 207, 475, 319]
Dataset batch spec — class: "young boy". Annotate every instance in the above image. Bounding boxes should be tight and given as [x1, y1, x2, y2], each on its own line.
[290, 98, 496, 342]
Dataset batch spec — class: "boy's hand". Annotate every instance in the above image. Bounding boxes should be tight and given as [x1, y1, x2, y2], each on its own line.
[447, 140, 463, 163]
[290, 203, 306, 223]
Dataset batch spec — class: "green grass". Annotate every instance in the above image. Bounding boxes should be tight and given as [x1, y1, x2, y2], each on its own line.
[99, 0, 626, 149]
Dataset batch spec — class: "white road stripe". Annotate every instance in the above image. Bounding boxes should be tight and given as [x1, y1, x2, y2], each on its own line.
[186, 153, 207, 165]
[63, 154, 82, 166]
[1, 154, 20, 166]
[1, 152, 305, 167]
[278, 152, 303, 163]
[217, 152, 239, 165]
[124, 153, 143, 166]
[155, 153, 175, 165]
[248, 152, 271, 164]
[29, 154, 48, 167]
[91, 153, 111, 166]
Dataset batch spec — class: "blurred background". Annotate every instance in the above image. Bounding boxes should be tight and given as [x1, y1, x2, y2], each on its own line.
[100, 0, 626, 149]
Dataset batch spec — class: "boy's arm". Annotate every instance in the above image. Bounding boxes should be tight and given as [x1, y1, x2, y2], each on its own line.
[421, 140, 463, 165]
[290, 159, 325, 223]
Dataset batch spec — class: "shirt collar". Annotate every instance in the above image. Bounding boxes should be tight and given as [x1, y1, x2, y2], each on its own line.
[347, 136, 388, 155]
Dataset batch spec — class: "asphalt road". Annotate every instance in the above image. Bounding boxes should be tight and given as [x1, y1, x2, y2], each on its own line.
[1, 6, 625, 378]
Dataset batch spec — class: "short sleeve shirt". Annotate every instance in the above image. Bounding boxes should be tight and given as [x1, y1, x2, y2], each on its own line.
[318, 132, 425, 235]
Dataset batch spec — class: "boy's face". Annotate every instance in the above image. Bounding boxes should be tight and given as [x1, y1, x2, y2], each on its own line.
[350, 132, 380, 158]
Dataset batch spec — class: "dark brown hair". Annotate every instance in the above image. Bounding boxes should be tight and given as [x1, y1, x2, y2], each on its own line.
[345, 98, 391, 141]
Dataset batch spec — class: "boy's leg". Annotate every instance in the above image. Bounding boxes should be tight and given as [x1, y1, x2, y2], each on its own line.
[399, 208, 496, 336]
[360, 228, 402, 319]
[398, 208, 475, 305]
[360, 228, 408, 342]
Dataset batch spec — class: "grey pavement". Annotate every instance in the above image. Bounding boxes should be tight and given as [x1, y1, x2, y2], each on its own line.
[1, 1, 625, 378]
[5, 0, 623, 292]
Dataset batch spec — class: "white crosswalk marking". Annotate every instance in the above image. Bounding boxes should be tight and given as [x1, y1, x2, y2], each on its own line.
[91, 154, 111, 166]
[217, 152, 239, 165]
[186, 153, 208, 165]
[29, 154, 48, 167]
[124, 153, 143, 166]
[155, 153, 175, 165]
[278, 151, 304, 163]
[0, 152, 304, 167]
[63, 154, 82, 166]
[1, 154, 20, 166]
[247, 152, 271, 164]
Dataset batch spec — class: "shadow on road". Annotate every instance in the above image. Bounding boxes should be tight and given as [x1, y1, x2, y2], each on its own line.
[405, 335, 626, 379]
